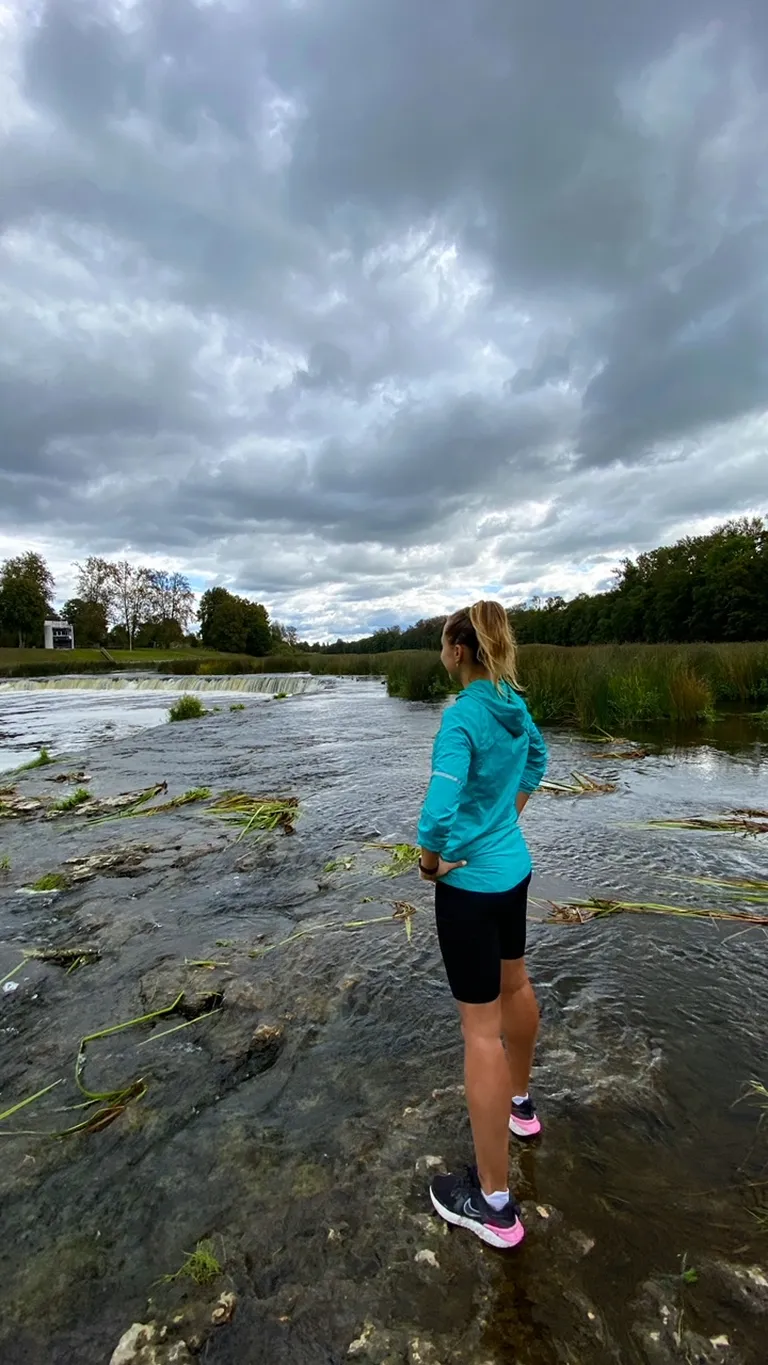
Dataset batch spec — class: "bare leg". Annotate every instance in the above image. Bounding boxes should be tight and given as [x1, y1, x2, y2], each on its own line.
[458, 998, 511, 1197]
[500, 958, 539, 1097]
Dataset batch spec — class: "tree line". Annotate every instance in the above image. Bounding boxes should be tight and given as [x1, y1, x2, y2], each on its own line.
[318, 518, 768, 652]
[2, 518, 765, 654]
[0, 554, 300, 656]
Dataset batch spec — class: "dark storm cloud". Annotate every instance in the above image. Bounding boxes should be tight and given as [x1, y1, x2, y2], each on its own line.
[1, 0, 766, 635]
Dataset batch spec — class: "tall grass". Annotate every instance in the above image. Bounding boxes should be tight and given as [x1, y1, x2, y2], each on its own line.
[517, 643, 766, 728]
[378, 642, 767, 721]
[385, 653, 451, 701]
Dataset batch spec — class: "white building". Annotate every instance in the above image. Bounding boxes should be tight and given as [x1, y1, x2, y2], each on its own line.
[44, 620, 75, 650]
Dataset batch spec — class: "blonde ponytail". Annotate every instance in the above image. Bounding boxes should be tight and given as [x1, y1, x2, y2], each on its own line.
[445, 600, 522, 691]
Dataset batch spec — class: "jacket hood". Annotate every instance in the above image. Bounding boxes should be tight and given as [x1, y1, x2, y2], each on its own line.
[458, 679, 524, 734]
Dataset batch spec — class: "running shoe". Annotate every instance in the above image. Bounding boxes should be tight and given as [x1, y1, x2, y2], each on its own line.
[509, 1095, 542, 1139]
[429, 1165, 525, 1249]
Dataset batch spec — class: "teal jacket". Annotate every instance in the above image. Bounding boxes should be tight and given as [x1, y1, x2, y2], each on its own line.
[417, 680, 547, 893]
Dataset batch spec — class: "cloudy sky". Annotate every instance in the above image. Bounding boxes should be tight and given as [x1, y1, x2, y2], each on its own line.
[1, 1, 766, 640]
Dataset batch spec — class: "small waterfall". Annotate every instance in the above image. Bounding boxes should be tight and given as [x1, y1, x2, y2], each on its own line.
[0, 673, 322, 696]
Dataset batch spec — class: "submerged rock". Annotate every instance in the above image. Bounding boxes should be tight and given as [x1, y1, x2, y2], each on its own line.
[631, 1279, 744, 1365]
[705, 1260, 768, 1316]
[407, 1339, 443, 1365]
[109, 1322, 192, 1365]
[65, 845, 154, 882]
[139, 962, 228, 1018]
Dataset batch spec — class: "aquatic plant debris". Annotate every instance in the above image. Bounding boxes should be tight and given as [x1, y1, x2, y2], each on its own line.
[249, 901, 425, 959]
[24, 946, 100, 973]
[0, 781, 171, 822]
[666, 874, 768, 903]
[16, 748, 55, 772]
[324, 855, 356, 874]
[540, 771, 618, 796]
[208, 792, 298, 839]
[160, 1239, 222, 1287]
[366, 842, 421, 876]
[50, 786, 93, 813]
[544, 898, 768, 927]
[27, 872, 68, 893]
[636, 810, 768, 835]
[0, 993, 186, 1138]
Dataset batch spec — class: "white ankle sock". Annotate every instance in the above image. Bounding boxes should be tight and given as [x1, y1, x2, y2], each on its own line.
[512, 1093, 529, 1106]
[483, 1189, 509, 1212]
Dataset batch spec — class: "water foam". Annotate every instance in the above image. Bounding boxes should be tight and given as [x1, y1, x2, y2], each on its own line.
[0, 673, 320, 697]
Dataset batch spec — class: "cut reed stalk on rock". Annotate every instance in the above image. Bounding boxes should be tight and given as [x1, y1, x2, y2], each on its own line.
[365, 842, 421, 876]
[540, 771, 618, 796]
[0, 993, 187, 1138]
[636, 811, 768, 835]
[665, 874, 768, 902]
[545, 898, 768, 926]
[209, 793, 298, 838]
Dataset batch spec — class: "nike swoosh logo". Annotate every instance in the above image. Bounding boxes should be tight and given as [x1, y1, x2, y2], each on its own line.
[463, 1199, 483, 1218]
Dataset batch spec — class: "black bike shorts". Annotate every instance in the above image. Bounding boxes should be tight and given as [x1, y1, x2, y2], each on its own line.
[434, 872, 532, 1005]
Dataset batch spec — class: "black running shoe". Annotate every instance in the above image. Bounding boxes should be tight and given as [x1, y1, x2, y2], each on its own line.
[509, 1095, 542, 1139]
[429, 1165, 525, 1249]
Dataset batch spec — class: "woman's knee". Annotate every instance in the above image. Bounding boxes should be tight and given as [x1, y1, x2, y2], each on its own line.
[501, 958, 530, 997]
[459, 998, 503, 1042]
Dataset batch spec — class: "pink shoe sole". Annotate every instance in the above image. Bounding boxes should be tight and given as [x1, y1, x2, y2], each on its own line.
[509, 1113, 542, 1139]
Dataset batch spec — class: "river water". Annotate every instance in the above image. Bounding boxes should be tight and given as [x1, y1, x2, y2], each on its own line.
[0, 678, 766, 1365]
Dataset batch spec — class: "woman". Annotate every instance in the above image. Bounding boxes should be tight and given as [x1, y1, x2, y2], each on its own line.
[417, 601, 547, 1249]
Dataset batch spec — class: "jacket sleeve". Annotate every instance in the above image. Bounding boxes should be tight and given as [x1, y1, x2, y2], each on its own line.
[417, 712, 472, 852]
[520, 708, 548, 793]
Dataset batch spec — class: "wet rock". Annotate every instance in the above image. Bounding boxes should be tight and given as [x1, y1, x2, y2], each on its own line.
[414, 1155, 444, 1176]
[109, 1322, 192, 1365]
[292, 1161, 330, 1198]
[408, 1339, 442, 1365]
[705, 1260, 768, 1315]
[140, 962, 228, 1018]
[65, 845, 154, 882]
[631, 1279, 744, 1365]
[249, 1022, 284, 1065]
[221, 978, 265, 1011]
[214, 1018, 285, 1076]
[211, 1290, 237, 1324]
[410, 1213, 447, 1238]
[347, 1320, 404, 1363]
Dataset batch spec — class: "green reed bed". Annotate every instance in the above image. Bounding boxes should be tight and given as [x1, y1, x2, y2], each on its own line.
[374, 641, 768, 718]
[385, 653, 451, 701]
[518, 641, 768, 729]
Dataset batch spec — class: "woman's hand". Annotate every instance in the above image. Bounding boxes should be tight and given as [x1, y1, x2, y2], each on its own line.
[419, 856, 467, 882]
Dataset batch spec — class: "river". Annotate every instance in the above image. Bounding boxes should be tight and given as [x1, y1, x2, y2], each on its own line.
[0, 677, 766, 1364]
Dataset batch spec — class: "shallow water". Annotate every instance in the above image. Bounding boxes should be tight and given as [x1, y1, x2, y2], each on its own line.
[0, 672, 331, 773]
[0, 682, 766, 1364]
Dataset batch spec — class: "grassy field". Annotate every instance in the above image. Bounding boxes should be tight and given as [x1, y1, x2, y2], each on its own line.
[0, 646, 248, 677]
[2, 642, 767, 727]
